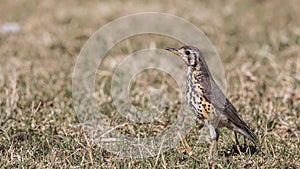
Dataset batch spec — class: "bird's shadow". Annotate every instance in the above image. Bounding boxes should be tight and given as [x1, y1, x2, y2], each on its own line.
[223, 144, 258, 157]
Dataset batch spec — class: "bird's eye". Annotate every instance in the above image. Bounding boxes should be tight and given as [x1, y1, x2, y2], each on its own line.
[185, 50, 190, 55]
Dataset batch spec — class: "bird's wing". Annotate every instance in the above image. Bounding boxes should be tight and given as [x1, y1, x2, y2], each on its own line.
[199, 75, 257, 144]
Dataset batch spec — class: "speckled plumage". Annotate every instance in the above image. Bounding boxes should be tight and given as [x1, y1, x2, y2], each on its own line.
[166, 45, 257, 160]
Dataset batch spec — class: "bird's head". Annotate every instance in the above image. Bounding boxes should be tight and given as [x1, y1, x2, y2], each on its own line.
[165, 45, 201, 67]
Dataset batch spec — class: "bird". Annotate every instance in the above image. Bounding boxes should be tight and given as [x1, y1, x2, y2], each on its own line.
[165, 45, 257, 161]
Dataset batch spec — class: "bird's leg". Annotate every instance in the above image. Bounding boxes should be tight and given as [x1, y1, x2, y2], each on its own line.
[243, 136, 247, 146]
[234, 132, 239, 145]
[235, 132, 242, 154]
[209, 139, 217, 161]
[208, 128, 219, 161]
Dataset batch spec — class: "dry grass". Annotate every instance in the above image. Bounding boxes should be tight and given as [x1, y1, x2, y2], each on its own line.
[0, 0, 299, 168]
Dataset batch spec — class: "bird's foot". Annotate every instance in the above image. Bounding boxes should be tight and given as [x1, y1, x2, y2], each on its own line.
[208, 155, 218, 162]
[208, 155, 218, 166]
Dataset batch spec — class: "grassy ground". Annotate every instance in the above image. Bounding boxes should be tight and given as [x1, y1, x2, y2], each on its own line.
[0, 0, 299, 168]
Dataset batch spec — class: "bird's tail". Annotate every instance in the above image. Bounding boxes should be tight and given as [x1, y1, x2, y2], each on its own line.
[233, 122, 257, 145]
[223, 100, 257, 145]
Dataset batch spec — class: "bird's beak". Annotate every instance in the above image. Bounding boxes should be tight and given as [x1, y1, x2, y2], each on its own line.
[165, 47, 180, 56]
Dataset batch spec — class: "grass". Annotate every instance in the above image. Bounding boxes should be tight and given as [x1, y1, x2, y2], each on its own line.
[0, 0, 299, 168]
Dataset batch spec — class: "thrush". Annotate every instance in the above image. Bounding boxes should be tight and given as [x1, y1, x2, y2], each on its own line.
[166, 45, 257, 160]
